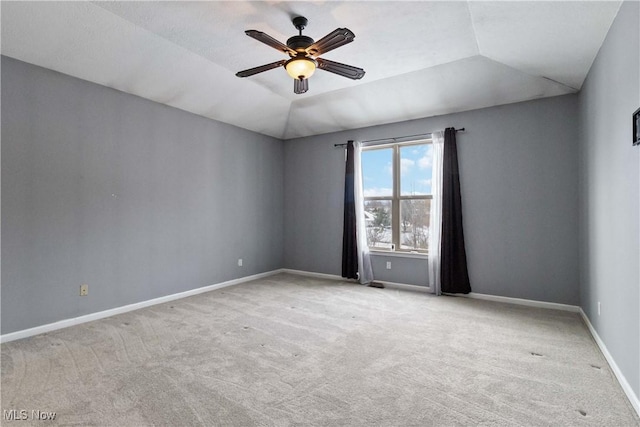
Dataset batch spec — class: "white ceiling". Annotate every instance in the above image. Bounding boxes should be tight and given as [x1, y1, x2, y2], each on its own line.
[1, 1, 622, 140]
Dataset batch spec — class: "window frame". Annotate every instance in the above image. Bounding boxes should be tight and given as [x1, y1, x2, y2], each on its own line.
[362, 138, 433, 254]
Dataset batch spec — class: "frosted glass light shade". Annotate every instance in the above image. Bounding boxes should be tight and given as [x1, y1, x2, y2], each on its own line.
[286, 58, 316, 80]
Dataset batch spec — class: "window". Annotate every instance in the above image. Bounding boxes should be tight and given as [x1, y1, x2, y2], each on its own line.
[361, 140, 433, 253]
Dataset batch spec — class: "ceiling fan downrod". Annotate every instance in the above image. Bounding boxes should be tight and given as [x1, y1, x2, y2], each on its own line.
[287, 16, 314, 52]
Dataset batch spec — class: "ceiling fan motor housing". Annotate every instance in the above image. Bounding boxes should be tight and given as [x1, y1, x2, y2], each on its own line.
[287, 35, 314, 52]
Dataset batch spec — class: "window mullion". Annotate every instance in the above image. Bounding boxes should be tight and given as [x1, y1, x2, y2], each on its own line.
[392, 145, 400, 250]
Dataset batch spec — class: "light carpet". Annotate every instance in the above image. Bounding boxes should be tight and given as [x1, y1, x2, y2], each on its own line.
[1, 273, 638, 426]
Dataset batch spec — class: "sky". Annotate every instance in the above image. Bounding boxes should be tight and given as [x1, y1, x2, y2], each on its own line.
[362, 143, 433, 197]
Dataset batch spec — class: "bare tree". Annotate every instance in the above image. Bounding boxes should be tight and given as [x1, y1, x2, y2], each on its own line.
[364, 201, 390, 248]
[401, 199, 430, 250]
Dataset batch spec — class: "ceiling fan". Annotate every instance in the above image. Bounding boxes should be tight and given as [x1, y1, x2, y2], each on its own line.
[236, 16, 365, 94]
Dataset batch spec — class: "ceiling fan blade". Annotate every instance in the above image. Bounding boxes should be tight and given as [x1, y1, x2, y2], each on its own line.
[245, 30, 296, 56]
[306, 28, 355, 56]
[236, 60, 287, 78]
[294, 78, 309, 94]
[316, 58, 365, 80]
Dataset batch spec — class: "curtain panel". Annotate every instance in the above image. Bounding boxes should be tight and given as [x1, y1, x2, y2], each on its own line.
[354, 141, 374, 284]
[440, 128, 471, 294]
[341, 140, 373, 284]
[429, 131, 444, 294]
[342, 141, 358, 279]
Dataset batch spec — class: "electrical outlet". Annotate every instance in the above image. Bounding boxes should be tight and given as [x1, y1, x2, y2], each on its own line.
[80, 284, 88, 296]
[238, 258, 243, 267]
[597, 301, 601, 316]
[386, 261, 391, 270]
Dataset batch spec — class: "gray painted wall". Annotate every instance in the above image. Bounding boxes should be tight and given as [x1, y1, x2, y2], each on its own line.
[1, 56, 284, 334]
[284, 95, 580, 304]
[369, 255, 429, 287]
[578, 1, 639, 397]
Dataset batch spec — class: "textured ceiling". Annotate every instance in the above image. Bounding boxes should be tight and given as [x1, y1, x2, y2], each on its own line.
[1, 1, 622, 140]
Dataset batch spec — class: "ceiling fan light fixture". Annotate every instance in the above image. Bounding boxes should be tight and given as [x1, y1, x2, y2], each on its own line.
[285, 57, 317, 80]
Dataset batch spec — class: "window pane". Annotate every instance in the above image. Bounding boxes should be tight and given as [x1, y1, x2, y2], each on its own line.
[400, 199, 431, 251]
[362, 148, 393, 197]
[400, 144, 432, 196]
[364, 200, 392, 250]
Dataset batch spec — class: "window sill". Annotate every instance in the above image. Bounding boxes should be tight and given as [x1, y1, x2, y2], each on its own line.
[369, 250, 428, 260]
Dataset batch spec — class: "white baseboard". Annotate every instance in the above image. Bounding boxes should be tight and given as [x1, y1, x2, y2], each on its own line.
[451, 292, 582, 313]
[0, 270, 281, 344]
[280, 269, 433, 294]
[579, 309, 640, 417]
[280, 268, 346, 282]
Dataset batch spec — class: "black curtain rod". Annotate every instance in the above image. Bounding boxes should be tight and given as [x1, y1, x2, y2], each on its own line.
[334, 128, 465, 147]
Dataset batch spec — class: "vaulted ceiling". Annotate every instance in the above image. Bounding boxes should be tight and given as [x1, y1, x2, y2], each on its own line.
[1, 1, 622, 140]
